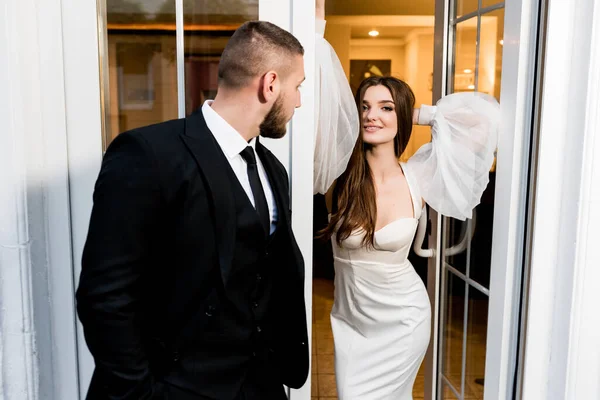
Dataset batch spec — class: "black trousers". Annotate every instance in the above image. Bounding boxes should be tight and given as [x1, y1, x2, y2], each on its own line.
[157, 354, 288, 400]
[160, 382, 287, 400]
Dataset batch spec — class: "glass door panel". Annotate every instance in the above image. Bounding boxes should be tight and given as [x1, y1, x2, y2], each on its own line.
[100, 0, 258, 150]
[183, 1, 258, 115]
[436, 1, 505, 399]
[103, 0, 178, 149]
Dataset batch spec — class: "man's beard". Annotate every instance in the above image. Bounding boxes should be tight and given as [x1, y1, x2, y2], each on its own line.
[260, 95, 288, 139]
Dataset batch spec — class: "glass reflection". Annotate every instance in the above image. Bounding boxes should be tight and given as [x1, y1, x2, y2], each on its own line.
[101, 0, 258, 148]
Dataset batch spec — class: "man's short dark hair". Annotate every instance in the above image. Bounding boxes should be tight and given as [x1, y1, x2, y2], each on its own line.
[218, 21, 305, 89]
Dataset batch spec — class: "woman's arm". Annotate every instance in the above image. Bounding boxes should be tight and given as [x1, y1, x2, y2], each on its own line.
[413, 109, 420, 125]
[414, 105, 437, 126]
[316, 0, 325, 20]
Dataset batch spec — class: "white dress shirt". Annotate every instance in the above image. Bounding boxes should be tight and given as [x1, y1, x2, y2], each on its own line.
[201, 100, 278, 234]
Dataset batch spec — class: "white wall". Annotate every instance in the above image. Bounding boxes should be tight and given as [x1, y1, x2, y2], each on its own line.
[1, 0, 80, 398]
[402, 30, 434, 161]
[521, 0, 600, 398]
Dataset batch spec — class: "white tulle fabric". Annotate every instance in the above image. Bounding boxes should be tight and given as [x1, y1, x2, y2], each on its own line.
[405, 92, 500, 220]
[313, 21, 360, 194]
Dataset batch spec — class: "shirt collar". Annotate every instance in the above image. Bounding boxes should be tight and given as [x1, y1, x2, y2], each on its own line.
[201, 100, 257, 159]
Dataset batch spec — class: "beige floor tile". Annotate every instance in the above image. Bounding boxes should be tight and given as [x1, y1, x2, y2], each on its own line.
[413, 375, 425, 398]
[311, 378, 318, 396]
[317, 374, 338, 397]
[317, 354, 335, 374]
[316, 337, 334, 355]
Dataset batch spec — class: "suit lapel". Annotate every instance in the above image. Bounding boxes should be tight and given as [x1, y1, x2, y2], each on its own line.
[180, 109, 236, 286]
[256, 140, 305, 280]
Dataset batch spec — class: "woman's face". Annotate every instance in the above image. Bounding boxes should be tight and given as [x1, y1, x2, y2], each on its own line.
[361, 85, 398, 147]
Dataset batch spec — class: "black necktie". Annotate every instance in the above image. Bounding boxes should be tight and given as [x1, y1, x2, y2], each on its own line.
[240, 146, 270, 235]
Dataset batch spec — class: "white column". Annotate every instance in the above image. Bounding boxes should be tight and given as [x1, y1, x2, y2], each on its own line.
[563, 1, 600, 397]
[289, 1, 316, 399]
[483, 0, 541, 398]
[1, 0, 81, 399]
[259, 2, 316, 399]
[522, 0, 600, 399]
[60, 0, 105, 394]
[0, 1, 41, 398]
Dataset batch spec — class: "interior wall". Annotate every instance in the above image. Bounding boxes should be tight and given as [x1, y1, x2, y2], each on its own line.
[402, 30, 434, 161]
[350, 44, 406, 80]
[324, 23, 351, 79]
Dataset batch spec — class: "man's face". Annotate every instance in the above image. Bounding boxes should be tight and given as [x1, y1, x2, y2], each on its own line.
[260, 55, 305, 139]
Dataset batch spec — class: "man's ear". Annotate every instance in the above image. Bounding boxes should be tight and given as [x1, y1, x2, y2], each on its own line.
[261, 71, 280, 102]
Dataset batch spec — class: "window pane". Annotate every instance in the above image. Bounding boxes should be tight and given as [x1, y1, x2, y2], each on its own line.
[482, 0, 504, 8]
[443, 216, 469, 275]
[183, 0, 259, 115]
[101, 0, 259, 148]
[443, 381, 460, 399]
[441, 271, 465, 396]
[465, 288, 488, 400]
[104, 0, 178, 148]
[469, 179, 495, 289]
[479, 8, 505, 100]
[451, 17, 478, 94]
[455, 0, 479, 19]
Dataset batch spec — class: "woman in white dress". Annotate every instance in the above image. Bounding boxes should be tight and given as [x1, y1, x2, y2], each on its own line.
[312, 2, 500, 399]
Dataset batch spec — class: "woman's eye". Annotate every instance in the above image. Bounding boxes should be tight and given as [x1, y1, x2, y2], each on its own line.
[362, 105, 369, 111]
[382, 107, 393, 112]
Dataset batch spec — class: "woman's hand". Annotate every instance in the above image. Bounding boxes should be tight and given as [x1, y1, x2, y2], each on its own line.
[316, 0, 325, 20]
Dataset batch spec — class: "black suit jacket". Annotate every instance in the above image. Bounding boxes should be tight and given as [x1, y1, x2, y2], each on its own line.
[76, 110, 309, 399]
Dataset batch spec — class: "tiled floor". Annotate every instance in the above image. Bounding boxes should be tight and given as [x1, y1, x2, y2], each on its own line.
[310, 278, 486, 400]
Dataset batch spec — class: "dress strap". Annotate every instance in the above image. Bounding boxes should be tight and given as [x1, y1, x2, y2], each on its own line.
[400, 162, 422, 220]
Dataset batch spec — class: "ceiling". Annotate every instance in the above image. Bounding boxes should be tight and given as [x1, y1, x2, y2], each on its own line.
[326, 0, 435, 16]
[350, 26, 419, 39]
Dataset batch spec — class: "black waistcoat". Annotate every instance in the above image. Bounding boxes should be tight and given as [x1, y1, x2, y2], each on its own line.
[164, 156, 285, 399]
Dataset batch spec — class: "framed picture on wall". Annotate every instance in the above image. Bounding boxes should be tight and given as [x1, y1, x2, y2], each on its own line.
[116, 43, 157, 110]
[349, 59, 392, 95]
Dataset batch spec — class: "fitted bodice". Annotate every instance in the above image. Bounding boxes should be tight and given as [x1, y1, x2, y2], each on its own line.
[332, 217, 418, 267]
[332, 162, 422, 268]
[330, 166, 429, 338]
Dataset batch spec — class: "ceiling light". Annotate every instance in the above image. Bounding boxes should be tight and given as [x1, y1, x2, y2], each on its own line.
[463, 69, 473, 73]
[499, 39, 504, 45]
[368, 30, 379, 37]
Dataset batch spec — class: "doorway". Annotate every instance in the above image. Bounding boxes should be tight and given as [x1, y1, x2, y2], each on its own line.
[311, 1, 506, 399]
[311, 1, 436, 398]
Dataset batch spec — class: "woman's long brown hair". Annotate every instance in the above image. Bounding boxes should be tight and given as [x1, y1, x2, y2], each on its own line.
[319, 76, 415, 248]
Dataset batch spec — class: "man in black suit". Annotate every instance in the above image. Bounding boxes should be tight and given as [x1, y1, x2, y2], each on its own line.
[76, 21, 308, 400]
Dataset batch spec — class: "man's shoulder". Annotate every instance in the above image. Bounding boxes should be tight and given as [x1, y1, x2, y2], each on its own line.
[122, 118, 186, 146]
[111, 118, 188, 163]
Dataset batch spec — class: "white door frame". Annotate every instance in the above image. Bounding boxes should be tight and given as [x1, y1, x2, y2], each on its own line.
[484, 0, 542, 398]
[520, 0, 600, 398]
[426, 0, 543, 399]
[259, 1, 316, 399]
[61, 0, 104, 396]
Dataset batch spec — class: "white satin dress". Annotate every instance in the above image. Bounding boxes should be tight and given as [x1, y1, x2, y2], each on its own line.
[313, 19, 500, 400]
[331, 164, 430, 400]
